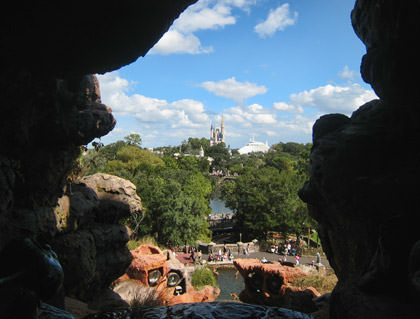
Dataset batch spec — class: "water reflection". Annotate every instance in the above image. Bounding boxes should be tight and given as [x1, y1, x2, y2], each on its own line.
[216, 268, 244, 301]
[210, 198, 230, 215]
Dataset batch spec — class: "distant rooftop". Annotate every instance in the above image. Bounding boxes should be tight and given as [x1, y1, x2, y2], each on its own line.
[238, 137, 269, 155]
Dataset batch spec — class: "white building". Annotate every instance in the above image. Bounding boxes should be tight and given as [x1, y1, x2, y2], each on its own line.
[238, 137, 270, 155]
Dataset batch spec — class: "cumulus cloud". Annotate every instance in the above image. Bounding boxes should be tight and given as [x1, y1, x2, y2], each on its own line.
[199, 77, 267, 104]
[226, 104, 277, 125]
[339, 65, 358, 81]
[173, 2, 236, 33]
[273, 101, 304, 114]
[287, 83, 378, 115]
[219, 103, 316, 147]
[255, 4, 298, 38]
[151, 0, 259, 55]
[150, 30, 213, 55]
[97, 72, 210, 138]
[97, 72, 377, 148]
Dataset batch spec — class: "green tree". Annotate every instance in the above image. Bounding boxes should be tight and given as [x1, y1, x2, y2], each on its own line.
[136, 169, 212, 246]
[178, 155, 199, 171]
[106, 145, 163, 178]
[221, 162, 312, 241]
[124, 133, 142, 147]
[80, 140, 126, 175]
[206, 142, 230, 171]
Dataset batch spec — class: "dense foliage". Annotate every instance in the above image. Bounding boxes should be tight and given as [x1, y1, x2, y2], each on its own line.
[81, 135, 212, 247]
[220, 142, 315, 241]
[191, 267, 218, 290]
[80, 134, 315, 247]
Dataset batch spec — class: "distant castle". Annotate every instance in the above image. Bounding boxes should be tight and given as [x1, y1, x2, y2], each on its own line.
[210, 115, 225, 146]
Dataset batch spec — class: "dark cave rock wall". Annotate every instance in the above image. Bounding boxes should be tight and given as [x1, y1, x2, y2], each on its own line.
[0, 73, 115, 251]
[299, 1, 420, 318]
[0, 0, 197, 250]
[0, 1, 197, 246]
[2, 1, 197, 77]
[0, 1, 197, 315]
[351, 0, 420, 102]
[84, 302, 312, 319]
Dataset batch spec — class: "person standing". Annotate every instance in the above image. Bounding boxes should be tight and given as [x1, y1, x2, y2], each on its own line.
[295, 254, 300, 266]
[316, 252, 321, 264]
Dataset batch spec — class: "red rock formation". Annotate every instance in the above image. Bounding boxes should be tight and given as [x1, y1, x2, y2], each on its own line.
[234, 258, 319, 313]
[168, 285, 221, 306]
[118, 245, 219, 306]
[127, 245, 168, 287]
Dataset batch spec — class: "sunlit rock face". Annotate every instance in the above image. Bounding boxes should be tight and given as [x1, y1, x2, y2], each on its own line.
[51, 174, 143, 301]
[299, 1, 420, 318]
[234, 258, 319, 313]
[115, 245, 220, 306]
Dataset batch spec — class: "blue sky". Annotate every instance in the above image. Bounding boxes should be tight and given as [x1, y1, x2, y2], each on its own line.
[97, 0, 377, 149]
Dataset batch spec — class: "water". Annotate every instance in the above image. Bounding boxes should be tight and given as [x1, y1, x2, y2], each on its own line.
[210, 198, 230, 215]
[215, 268, 244, 301]
[210, 200, 242, 300]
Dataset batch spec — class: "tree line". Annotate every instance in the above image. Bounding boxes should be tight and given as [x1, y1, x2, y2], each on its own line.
[78, 134, 315, 247]
[220, 142, 315, 242]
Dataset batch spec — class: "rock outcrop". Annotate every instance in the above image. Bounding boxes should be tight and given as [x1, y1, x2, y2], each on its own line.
[0, 1, 196, 317]
[299, 1, 420, 318]
[51, 173, 143, 301]
[84, 302, 312, 319]
[115, 245, 220, 306]
[1, 0, 419, 318]
[234, 258, 319, 313]
[0, 238, 64, 319]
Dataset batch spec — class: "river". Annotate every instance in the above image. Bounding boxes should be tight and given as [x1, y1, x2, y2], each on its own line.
[210, 199, 243, 301]
[215, 268, 244, 301]
[210, 198, 230, 215]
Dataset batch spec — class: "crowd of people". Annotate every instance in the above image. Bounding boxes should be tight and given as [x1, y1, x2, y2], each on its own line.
[267, 240, 303, 266]
[178, 241, 323, 268]
[208, 243, 235, 262]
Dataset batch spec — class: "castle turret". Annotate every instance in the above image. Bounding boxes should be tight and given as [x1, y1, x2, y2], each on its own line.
[210, 116, 226, 146]
[221, 114, 225, 143]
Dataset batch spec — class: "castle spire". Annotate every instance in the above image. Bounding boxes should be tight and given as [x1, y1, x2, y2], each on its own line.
[221, 114, 225, 143]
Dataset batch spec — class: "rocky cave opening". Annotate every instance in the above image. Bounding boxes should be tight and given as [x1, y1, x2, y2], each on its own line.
[0, 1, 419, 318]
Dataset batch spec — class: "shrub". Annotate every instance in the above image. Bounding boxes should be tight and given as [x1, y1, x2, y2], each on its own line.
[127, 240, 140, 250]
[191, 267, 218, 290]
[292, 274, 337, 295]
[127, 236, 159, 251]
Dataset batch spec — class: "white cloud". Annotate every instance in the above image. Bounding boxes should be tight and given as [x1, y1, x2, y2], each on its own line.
[275, 114, 315, 135]
[150, 30, 213, 55]
[199, 77, 267, 104]
[97, 72, 210, 141]
[224, 104, 277, 125]
[220, 103, 315, 147]
[97, 72, 377, 149]
[255, 4, 298, 38]
[339, 65, 358, 81]
[173, 3, 236, 33]
[288, 83, 378, 115]
[150, 0, 259, 55]
[273, 101, 304, 114]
